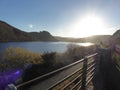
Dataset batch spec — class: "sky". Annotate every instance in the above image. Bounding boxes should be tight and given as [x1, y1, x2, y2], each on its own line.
[0, 0, 120, 37]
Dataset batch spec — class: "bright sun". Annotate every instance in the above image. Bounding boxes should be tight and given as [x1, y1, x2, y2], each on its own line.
[69, 15, 107, 37]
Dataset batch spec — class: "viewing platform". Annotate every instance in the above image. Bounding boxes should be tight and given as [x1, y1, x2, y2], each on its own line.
[6, 48, 120, 90]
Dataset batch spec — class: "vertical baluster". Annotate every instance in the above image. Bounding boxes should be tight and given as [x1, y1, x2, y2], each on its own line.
[81, 57, 88, 90]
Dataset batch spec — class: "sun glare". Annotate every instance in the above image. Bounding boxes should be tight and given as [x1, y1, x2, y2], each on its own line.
[78, 42, 94, 47]
[69, 15, 107, 38]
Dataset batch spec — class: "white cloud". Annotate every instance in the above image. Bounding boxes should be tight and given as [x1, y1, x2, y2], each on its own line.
[28, 24, 33, 28]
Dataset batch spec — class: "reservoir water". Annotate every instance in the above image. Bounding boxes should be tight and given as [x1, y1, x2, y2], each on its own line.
[0, 41, 93, 56]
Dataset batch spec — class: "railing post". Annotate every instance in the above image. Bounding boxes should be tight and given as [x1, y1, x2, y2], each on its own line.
[81, 57, 88, 90]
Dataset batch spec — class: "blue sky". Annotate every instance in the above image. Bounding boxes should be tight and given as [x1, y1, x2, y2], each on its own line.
[0, 0, 120, 37]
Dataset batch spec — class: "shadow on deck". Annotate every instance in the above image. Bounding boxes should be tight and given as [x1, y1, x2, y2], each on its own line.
[93, 49, 120, 90]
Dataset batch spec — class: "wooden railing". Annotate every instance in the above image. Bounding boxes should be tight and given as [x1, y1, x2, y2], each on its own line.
[6, 53, 98, 90]
[114, 45, 120, 70]
[49, 54, 97, 90]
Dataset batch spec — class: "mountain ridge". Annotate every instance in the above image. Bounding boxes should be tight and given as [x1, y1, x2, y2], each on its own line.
[1, 20, 119, 43]
[0, 20, 57, 42]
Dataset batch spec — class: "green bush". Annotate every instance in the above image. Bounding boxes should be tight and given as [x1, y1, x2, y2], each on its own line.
[42, 52, 56, 64]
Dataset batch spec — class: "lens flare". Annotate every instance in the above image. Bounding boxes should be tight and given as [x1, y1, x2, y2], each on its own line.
[0, 70, 22, 90]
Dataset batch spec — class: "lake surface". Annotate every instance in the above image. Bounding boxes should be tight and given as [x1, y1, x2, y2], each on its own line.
[0, 41, 93, 56]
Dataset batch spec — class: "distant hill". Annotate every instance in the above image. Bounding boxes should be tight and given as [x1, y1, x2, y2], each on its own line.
[29, 31, 57, 41]
[83, 35, 111, 44]
[55, 36, 84, 42]
[0, 20, 57, 42]
[55, 35, 111, 44]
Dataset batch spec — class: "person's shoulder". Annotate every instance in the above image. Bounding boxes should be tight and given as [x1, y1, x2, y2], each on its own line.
[5, 84, 17, 90]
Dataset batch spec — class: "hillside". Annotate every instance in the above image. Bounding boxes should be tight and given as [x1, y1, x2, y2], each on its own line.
[0, 20, 57, 42]
[0, 21, 33, 42]
[109, 29, 120, 45]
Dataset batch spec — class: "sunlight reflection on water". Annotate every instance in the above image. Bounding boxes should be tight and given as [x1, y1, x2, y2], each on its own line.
[77, 42, 94, 47]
